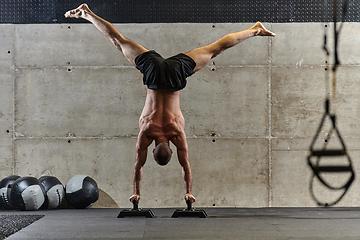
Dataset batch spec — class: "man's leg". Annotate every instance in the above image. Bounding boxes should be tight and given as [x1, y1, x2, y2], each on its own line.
[185, 22, 276, 72]
[65, 4, 148, 66]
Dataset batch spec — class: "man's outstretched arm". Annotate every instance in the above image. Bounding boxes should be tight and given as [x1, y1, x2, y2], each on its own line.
[178, 148, 196, 204]
[130, 132, 152, 204]
[172, 134, 196, 204]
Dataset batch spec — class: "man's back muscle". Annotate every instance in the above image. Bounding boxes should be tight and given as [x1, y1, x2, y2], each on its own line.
[139, 89, 185, 144]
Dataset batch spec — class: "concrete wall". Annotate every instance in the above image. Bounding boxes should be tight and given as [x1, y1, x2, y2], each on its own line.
[1, 22, 360, 208]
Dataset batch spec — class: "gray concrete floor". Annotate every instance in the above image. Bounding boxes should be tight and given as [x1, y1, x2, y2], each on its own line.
[2, 207, 360, 239]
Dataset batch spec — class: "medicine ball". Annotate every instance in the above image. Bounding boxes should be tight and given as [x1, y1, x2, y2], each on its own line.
[65, 175, 99, 209]
[0, 175, 21, 210]
[38, 176, 65, 209]
[10, 176, 46, 211]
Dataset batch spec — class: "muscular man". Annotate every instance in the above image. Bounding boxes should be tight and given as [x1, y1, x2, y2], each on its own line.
[65, 4, 276, 205]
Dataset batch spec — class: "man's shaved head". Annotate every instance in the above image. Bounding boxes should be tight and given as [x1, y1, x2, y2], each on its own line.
[153, 142, 172, 166]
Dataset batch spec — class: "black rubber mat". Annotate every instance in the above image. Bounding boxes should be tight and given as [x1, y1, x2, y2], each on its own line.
[0, 0, 359, 24]
[0, 215, 44, 240]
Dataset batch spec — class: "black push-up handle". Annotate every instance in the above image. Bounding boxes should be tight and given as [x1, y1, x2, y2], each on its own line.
[186, 199, 192, 211]
[117, 199, 154, 218]
[171, 199, 207, 218]
[132, 199, 138, 210]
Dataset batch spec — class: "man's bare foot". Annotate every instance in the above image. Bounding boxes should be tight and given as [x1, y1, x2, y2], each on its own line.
[252, 22, 276, 37]
[185, 194, 196, 204]
[64, 3, 92, 19]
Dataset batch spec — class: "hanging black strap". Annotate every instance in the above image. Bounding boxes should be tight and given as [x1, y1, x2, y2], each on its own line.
[308, 0, 354, 207]
[308, 100, 355, 206]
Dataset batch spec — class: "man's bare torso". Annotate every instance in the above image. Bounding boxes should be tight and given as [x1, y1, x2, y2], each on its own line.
[139, 89, 185, 145]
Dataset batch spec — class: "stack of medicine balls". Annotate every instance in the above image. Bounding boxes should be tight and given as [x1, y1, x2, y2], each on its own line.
[0, 175, 99, 211]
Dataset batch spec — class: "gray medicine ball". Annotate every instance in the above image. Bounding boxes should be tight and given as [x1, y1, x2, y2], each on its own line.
[0, 175, 21, 210]
[10, 176, 46, 211]
[65, 175, 99, 209]
[38, 176, 65, 209]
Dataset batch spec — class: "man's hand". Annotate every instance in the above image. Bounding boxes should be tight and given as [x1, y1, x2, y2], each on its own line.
[129, 194, 140, 204]
[185, 194, 196, 204]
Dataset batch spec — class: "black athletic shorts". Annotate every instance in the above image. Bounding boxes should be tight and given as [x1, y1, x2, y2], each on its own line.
[135, 50, 196, 91]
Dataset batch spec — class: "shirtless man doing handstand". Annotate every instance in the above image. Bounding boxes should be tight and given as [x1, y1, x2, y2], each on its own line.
[65, 4, 276, 205]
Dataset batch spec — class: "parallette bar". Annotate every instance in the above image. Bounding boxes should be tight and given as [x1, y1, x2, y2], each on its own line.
[311, 150, 345, 156]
